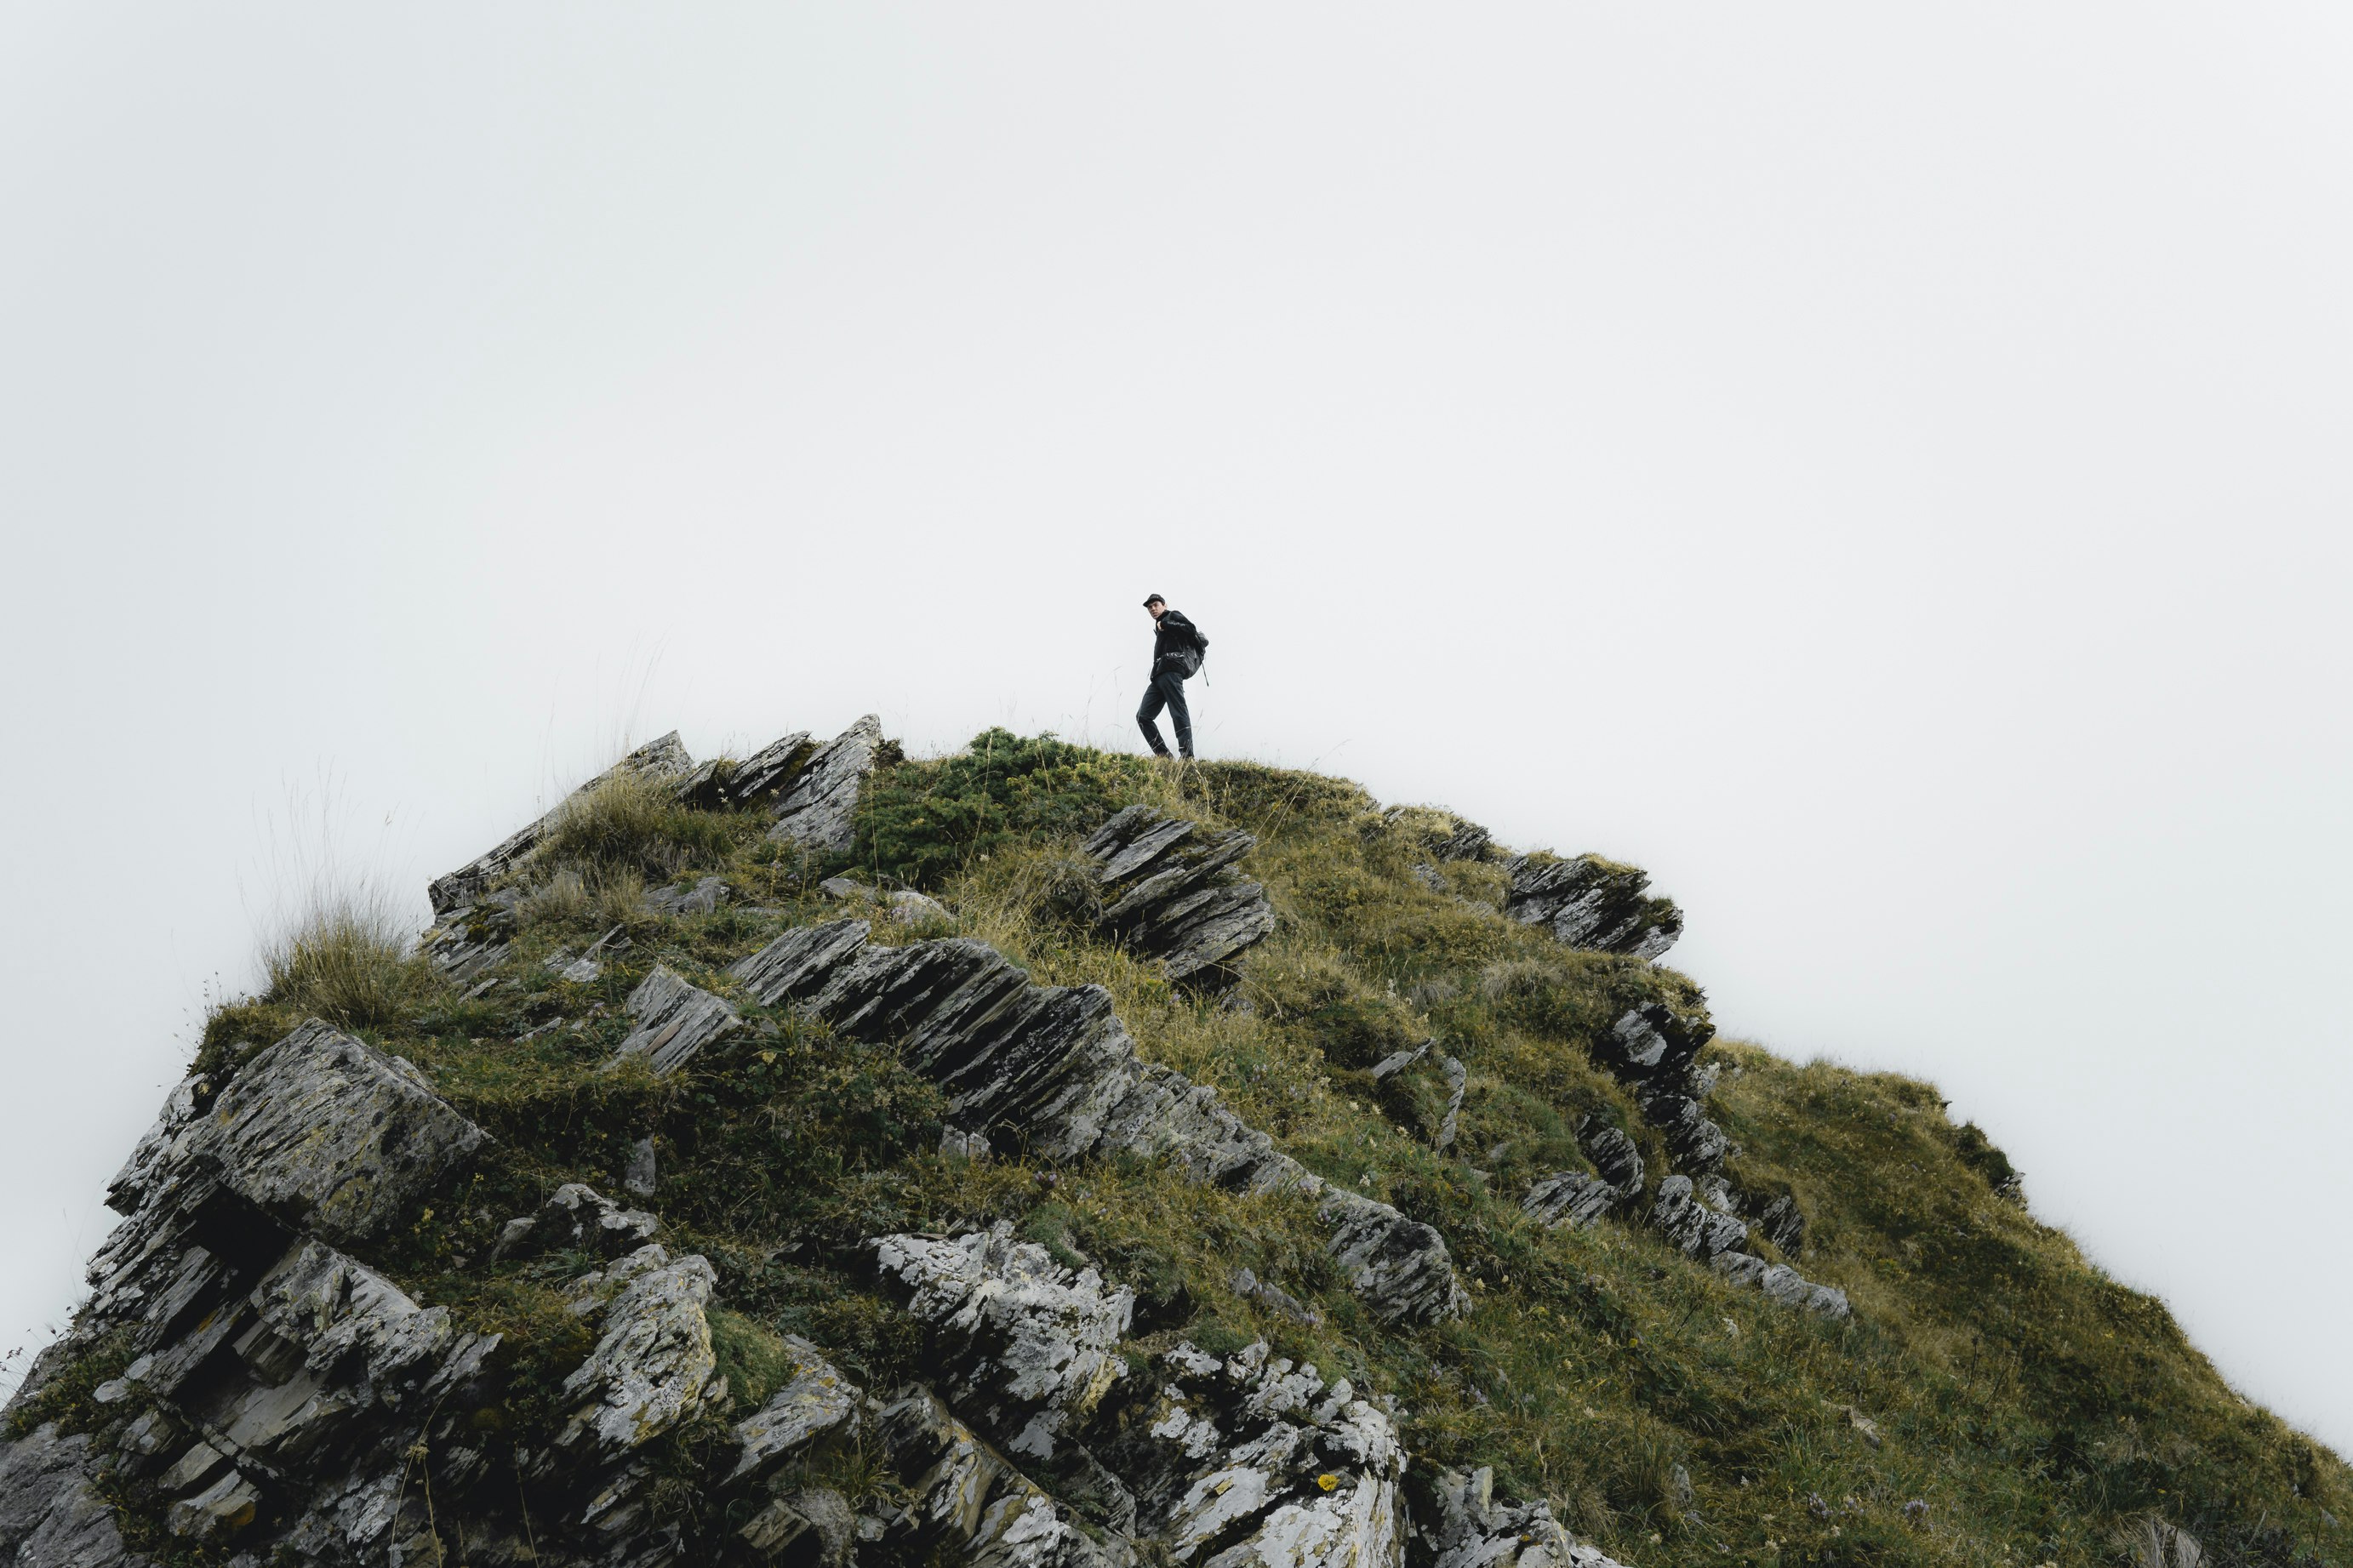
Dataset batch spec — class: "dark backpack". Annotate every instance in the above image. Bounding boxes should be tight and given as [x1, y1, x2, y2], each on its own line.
[1170, 617, 1208, 678]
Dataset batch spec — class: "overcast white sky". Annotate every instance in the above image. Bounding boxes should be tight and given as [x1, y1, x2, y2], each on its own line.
[3, 4, 2348, 1450]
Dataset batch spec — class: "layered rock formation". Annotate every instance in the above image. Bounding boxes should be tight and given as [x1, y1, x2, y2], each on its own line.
[1582, 1005, 1849, 1320]
[726, 919, 1468, 1326]
[1505, 855, 1682, 961]
[1074, 806, 1276, 984]
[769, 716, 883, 855]
[1522, 1124, 1644, 1232]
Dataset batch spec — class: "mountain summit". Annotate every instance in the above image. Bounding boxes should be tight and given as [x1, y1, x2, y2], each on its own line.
[3, 721, 2341, 1568]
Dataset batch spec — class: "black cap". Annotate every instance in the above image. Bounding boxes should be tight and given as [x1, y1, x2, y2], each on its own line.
[1143, 593, 1166, 607]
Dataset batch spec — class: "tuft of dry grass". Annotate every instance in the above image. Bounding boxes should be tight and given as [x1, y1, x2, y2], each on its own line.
[537, 768, 732, 884]
[262, 892, 437, 1029]
[523, 865, 649, 930]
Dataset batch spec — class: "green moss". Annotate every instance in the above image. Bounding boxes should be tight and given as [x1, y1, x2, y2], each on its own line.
[856, 727, 1152, 888]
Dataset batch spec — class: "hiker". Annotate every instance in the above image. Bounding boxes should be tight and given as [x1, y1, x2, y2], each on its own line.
[1136, 593, 1208, 759]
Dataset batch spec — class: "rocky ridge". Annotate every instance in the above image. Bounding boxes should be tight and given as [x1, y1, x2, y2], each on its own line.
[0, 718, 1883, 1568]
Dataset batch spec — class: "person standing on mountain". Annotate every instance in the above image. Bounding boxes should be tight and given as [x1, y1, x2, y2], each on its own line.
[1136, 594, 1208, 760]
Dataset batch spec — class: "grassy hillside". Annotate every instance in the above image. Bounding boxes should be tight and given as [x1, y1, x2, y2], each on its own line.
[82, 728, 2344, 1568]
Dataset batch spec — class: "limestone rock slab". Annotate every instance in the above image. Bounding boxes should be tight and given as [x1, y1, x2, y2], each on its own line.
[768, 716, 882, 856]
[608, 964, 741, 1078]
[158, 1021, 483, 1246]
[554, 1246, 726, 1467]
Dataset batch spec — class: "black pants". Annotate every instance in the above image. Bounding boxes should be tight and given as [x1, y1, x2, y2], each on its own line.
[1137, 671, 1192, 756]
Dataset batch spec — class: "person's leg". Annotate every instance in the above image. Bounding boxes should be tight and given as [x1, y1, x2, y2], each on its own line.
[1136, 678, 1172, 755]
[1164, 676, 1194, 757]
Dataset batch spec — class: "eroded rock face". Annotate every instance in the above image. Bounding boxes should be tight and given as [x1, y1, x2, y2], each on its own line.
[1077, 807, 1276, 984]
[728, 921, 1466, 1326]
[428, 732, 694, 916]
[769, 715, 882, 855]
[114, 1020, 484, 1246]
[6, 1029, 503, 1568]
[551, 1246, 726, 1468]
[1113, 1339, 1403, 1568]
[872, 1225, 1134, 1459]
[0, 1421, 143, 1568]
[1505, 856, 1682, 961]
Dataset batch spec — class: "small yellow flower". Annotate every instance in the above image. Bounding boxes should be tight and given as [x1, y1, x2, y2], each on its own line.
[1316, 1474, 1339, 1492]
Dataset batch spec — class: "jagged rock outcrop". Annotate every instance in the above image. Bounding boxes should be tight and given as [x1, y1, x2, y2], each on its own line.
[1, 1023, 503, 1567]
[1076, 807, 1276, 984]
[1752, 1193, 1807, 1257]
[770, 716, 882, 855]
[1591, 1003, 1733, 1179]
[607, 963, 741, 1077]
[1651, 1175, 1751, 1262]
[1112, 1339, 1403, 1568]
[0, 1418, 146, 1567]
[1522, 1123, 1644, 1231]
[1573, 1006, 1844, 1316]
[728, 920, 1468, 1325]
[108, 1020, 484, 1246]
[1420, 1464, 1632, 1568]
[428, 732, 694, 917]
[547, 1246, 726, 1469]
[726, 728, 816, 807]
[872, 1225, 1134, 1460]
[873, 1388, 1129, 1568]
[1505, 855, 1682, 961]
[421, 885, 523, 984]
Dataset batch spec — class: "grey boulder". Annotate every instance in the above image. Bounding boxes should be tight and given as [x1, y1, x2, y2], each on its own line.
[110, 1020, 484, 1246]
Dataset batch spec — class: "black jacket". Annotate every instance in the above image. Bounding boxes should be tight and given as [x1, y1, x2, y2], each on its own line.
[1151, 608, 1203, 679]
